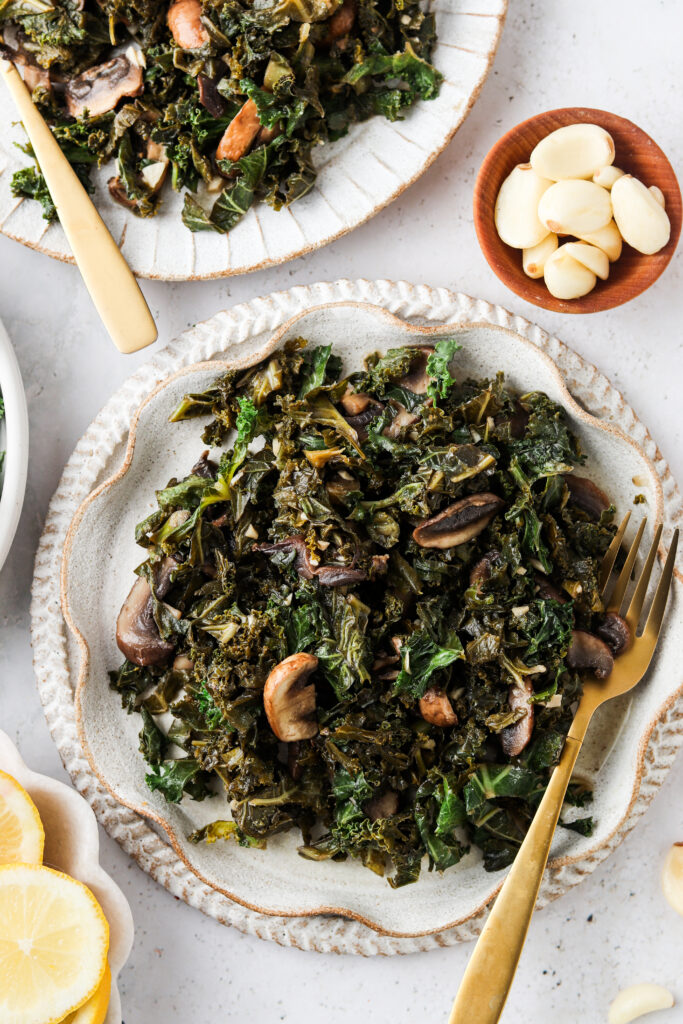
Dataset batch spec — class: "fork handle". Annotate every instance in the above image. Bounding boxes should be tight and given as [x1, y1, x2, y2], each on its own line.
[448, 729, 586, 1024]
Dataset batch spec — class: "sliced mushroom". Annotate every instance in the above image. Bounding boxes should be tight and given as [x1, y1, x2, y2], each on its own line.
[340, 391, 372, 416]
[22, 64, 51, 92]
[469, 549, 501, 588]
[419, 688, 458, 727]
[263, 653, 319, 741]
[597, 612, 632, 656]
[116, 557, 177, 666]
[167, 0, 210, 49]
[255, 535, 366, 586]
[216, 99, 261, 162]
[173, 654, 194, 672]
[65, 56, 143, 118]
[566, 629, 614, 679]
[501, 679, 534, 756]
[495, 401, 529, 440]
[412, 493, 505, 549]
[197, 74, 225, 118]
[371, 554, 389, 576]
[321, 0, 356, 43]
[383, 404, 420, 439]
[534, 574, 567, 603]
[397, 346, 434, 394]
[565, 475, 610, 520]
[191, 450, 217, 479]
[364, 789, 398, 821]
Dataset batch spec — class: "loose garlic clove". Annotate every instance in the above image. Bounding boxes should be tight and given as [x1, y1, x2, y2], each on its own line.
[538, 179, 612, 236]
[494, 163, 553, 248]
[649, 185, 666, 208]
[543, 245, 597, 299]
[578, 219, 623, 262]
[563, 241, 610, 280]
[608, 984, 674, 1024]
[611, 174, 671, 254]
[522, 233, 558, 278]
[662, 842, 683, 915]
[593, 165, 625, 190]
[530, 123, 615, 181]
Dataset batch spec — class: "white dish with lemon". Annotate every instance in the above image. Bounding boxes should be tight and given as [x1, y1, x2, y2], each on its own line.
[0, 731, 133, 1024]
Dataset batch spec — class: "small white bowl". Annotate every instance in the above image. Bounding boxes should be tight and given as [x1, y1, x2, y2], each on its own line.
[0, 731, 134, 1024]
[0, 318, 28, 571]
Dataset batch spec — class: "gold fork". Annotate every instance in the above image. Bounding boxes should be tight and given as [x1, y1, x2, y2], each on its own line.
[448, 515, 679, 1024]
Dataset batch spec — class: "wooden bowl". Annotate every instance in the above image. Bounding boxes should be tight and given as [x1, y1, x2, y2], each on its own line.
[474, 107, 682, 314]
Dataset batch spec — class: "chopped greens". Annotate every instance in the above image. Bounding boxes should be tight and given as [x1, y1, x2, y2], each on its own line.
[110, 338, 618, 884]
[5, 0, 441, 233]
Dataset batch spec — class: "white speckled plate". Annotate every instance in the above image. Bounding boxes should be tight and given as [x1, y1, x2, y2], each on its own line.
[31, 280, 683, 954]
[0, 0, 505, 280]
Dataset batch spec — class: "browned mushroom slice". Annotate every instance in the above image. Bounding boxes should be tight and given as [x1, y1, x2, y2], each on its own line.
[116, 557, 177, 666]
[191, 450, 217, 479]
[197, 74, 225, 117]
[167, 0, 210, 49]
[340, 393, 383, 439]
[566, 629, 614, 679]
[500, 679, 534, 757]
[534, 574, 567, 603]
[364, 789, 398, 821]
[216, 99, 261, 162]
[107, 176, 137, 210]
[65, 56, 143, 118]
[412, 493, 504, 549]
[321, 0, 356, 44]
[596, 612, 632, 656]
[255, 535, 367, 586]
[565, 475, 610, 520]
[263, 653, 319, 741]
[469, 549, 501, 588]
[397, 346, 434, 394]
[23, 64, 51, 91]
[419, 688, 458, 727]
[383, 404, 420, 439]
[340, 391, 373, 416]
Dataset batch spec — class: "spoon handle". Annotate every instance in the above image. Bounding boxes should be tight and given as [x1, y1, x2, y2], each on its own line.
[1, 60, 157, 354]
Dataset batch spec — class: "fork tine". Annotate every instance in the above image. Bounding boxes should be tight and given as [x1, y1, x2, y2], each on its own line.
[608, 518, 647, 613]
[599, 512, 631, 594]
[625, 522, 663, 630]
[642, 529, 679, 641]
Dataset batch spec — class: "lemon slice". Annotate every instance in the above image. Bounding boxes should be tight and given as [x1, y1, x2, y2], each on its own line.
[60, 963, 111, 1024]
[0, 864, 109, 1024]
[0, 769, 45, 865]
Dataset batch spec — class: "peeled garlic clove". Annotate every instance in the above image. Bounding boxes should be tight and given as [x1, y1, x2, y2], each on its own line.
[538, 180, 612, 236]
[662, 842, 683, 915]
[522, 233, 558, 278]
[563, 241, 610, 280]
[495, 164, 553, 248]
[544, 245, 597, 299]
[611, 174, 671, 254]
[608, 984, 674, 1024]
[593, 165, 625, 189]
[578, 219, 623, 262]
[530, 123, 615, 181]
[650, 185, 666, 208]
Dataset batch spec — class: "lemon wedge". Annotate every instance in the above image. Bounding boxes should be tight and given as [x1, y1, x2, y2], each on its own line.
[0, 769, 45, 865]
[0, 864, 109, 1024]
[60, 963, 111, 1024]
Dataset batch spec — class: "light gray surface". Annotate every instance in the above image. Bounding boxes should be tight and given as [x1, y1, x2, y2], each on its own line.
[1, 0, 683, 1021]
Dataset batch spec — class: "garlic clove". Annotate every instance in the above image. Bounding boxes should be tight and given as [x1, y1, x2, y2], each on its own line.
[593, 165, 625, 190]
[538, 179, 612, 236]
[494, 163, 553, 249]
[563, 241, 610, 280]
[662, 842, 683, 915]
[530, 123, 615, 181]
[611, 174, 671, 254]
[577, 219, 623, 262]
[543, 245, 597, 299]
[649, 185, 666, 208]
[608, 984, 674, 1024]
[522, 233, 558, 278]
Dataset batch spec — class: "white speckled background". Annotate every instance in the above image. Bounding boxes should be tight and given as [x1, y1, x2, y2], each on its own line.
[1, 1, 683, 1021]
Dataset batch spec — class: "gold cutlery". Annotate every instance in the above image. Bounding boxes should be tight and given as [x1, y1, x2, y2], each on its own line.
[449, 514, 679, 1024]
[0, 60, 157, 354]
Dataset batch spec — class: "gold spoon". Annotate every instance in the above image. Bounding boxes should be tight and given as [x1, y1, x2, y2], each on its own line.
[1, 59, 157, 354]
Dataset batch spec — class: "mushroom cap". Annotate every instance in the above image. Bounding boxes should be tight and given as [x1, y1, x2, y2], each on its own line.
[412, 493, 504, 549]
[116, 559, 177, 666]
[419, 688, 458, 727]
[500, 679, 534, 756]
[566, 629, 614, 679]
[597, 612, 632, 656]
[565, 474, 610, 520]
[65, 56, 143, 118]
[263, 653, 319, 742]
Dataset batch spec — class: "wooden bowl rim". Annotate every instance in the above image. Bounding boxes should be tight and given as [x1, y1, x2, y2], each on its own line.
[473, 106, 682, 314]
